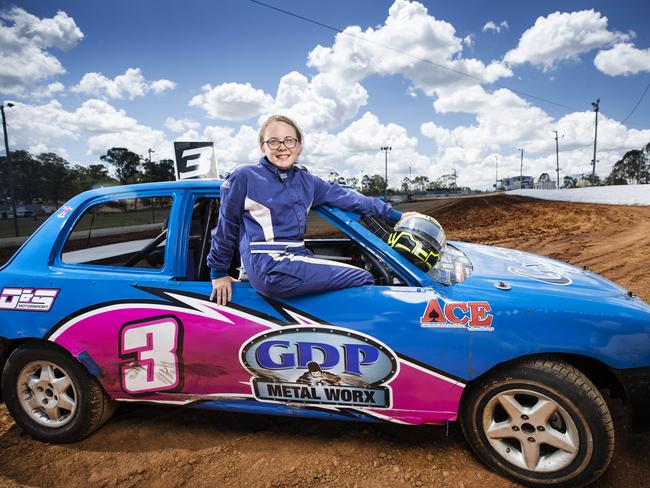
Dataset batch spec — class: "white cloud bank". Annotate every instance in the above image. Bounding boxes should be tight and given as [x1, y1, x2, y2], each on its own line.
[0, 7, 83, 96]
[5, 99, 169, 160]
[594, 43, 650, 76]
[420, 85, 650, 188]
[189, 82, 274, 120]
[307, 0, 512, 96]
[71, 68, 176, 99]
[504, 10, 628, 69]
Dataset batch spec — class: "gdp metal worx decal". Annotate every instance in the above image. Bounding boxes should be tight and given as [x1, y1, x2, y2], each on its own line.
[240, 327, 398, 408]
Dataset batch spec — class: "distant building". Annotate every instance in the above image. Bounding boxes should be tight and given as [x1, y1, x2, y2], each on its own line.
[535, 180, 557, 190]
[499, 176, 534, 191]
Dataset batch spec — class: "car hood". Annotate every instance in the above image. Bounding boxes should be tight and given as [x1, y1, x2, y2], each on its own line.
[451, 241, 631, 299]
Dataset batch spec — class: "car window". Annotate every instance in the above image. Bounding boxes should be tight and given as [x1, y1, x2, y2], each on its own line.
[186, 197, 219, 281]
[61, 196, 172, 268]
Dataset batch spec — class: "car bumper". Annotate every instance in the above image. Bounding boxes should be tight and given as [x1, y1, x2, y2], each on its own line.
[613, 366, 650, 432]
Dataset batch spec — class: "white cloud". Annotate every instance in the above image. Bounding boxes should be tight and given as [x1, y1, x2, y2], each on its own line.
[504, 10, 628, 69]
[0, 7, 83, 96]
[3, 99, 169, 159]
[306, 0, 512, 96]
[31, 81, 65, 99]
[419, 85, 650, 188]
[301, 112, 433, 182]
[205, 125, 260, 170]
[71, 68, 176, 99]
[86, 127, 168, 157]
[594, 43, 650, 76]
[67, 99, 139, 132]
[165, 117, 201, 133]
[482, 20, 508, 33]
[261, 71, 368, 132]
[151, 79, 176, 94]
[189, 82, 273, 120]
[462, 34, 474, 48]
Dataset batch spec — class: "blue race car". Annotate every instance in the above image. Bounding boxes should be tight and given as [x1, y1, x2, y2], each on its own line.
[1, 180, 648, 487]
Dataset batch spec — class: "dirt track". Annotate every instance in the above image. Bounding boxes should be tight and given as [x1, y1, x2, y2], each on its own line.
[1, 194, 649, 488]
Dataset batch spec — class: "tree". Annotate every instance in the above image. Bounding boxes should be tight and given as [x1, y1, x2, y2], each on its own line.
[360, 174, 385, 195]
[436, 173, 456, 189]
[345, 176, 359, 190]
[142, 159, 175, 182]
[100, 147, 141, 185]
[68, 163, 117, 194]
[38, 152, 73, 204]
[538, 172, 551, 183]
[411, 175, 429, 192]
[401, 177, 410, 192]
[10, 150, 42, 203]
[563, 176, 576, 188]
[606, 147, 649, 185]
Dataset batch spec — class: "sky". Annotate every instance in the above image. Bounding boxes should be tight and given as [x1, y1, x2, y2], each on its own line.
[1, 0, 650, 190]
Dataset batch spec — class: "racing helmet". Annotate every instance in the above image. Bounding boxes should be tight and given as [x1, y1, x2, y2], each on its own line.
[387, 214, 446, 271]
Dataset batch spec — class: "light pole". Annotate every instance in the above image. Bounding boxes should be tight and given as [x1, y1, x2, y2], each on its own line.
[494, 155, 498, 191]
[380, 146, 391, 200]
[591, 98, 600, 184]
[518, 148, 524, 189]
[553, 130, 562, 189]
[1, 103, 19, 237]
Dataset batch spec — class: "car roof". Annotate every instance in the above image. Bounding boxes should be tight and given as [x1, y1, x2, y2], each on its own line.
[77, 179, 225, 198]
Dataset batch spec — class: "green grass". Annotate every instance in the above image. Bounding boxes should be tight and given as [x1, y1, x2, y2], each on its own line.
[0, 208, 171, 239]
[0, 217, 45, 238]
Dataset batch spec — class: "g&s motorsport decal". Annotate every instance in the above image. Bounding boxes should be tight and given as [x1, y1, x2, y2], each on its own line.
[420, 298, 493, 331]
[0, 287, 59, 312]
[241, 327, 398, 408]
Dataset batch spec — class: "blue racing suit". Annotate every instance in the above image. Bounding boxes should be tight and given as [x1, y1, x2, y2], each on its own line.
[207, 156, 402, 298]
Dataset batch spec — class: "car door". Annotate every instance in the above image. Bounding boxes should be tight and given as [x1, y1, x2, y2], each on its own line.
[171, 196, 469, 424]
[46, 189, 187, 400]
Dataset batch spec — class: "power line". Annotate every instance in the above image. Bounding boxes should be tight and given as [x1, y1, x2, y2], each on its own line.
[249, 0, 577, 111]
[621, 80, 650, 125]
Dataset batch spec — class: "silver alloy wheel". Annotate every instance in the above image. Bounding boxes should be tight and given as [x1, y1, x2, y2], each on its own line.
[17, 360, 78, 428]
[482, 388, 581, 473]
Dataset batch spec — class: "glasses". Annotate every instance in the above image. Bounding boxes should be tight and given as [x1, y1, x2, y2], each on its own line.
[264, 137, 299, 150]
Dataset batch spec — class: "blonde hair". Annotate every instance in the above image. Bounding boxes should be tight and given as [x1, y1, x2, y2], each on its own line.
[258, 114, 303, 145]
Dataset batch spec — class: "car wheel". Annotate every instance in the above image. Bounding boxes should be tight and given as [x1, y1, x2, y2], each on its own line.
[460, 358, 614, 487]
[1, 342, 117, 443]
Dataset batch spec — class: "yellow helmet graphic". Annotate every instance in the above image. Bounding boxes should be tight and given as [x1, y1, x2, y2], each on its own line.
[387, 214, 446, 271]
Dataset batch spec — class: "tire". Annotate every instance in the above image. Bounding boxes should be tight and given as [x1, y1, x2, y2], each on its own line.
[460, 358, 614, 487]
[1, 342, 117, 443]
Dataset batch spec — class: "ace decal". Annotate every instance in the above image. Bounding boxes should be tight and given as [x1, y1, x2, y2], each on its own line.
[420, 299, 494, 331]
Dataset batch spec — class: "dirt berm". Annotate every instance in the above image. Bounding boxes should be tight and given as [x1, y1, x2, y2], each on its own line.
[1, 194, 649, 487]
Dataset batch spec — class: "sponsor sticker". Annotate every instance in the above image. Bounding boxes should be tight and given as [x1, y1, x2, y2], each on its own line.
[477, 247, 574, 285]
[0, 287, 59, 312]
[57, 206, 73, 218]
[240, 326, 398, 408]
[420, 298, 494, 331]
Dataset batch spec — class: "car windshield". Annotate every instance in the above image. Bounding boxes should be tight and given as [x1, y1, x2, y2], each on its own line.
[360, 214, 473, 285]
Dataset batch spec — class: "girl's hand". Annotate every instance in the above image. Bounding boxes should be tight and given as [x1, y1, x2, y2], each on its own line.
[210, 276, 241, 305]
